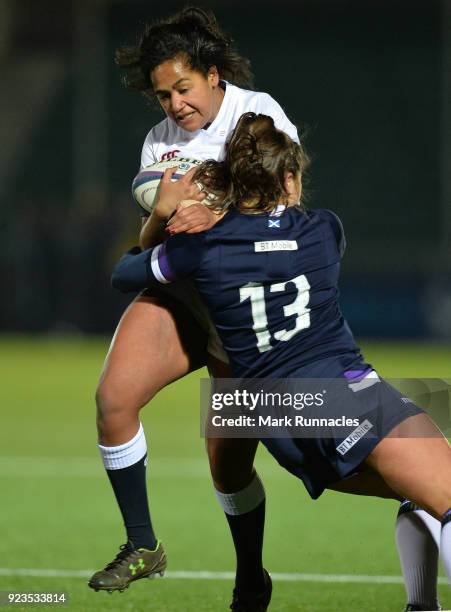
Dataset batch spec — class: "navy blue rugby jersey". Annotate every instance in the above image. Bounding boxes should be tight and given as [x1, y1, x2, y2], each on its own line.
[112, 207, 361, 377]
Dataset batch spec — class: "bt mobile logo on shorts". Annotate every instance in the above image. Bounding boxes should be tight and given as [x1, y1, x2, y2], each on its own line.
[336, 419, 374, 456]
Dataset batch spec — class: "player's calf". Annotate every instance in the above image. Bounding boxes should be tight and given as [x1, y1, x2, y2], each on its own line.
[215, 472, 266, 597]
[207, 437, 258, 493]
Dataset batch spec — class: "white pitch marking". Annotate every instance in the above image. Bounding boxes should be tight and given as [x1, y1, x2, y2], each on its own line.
[0, 456, 287, 479]
[0, 568, 447, 585]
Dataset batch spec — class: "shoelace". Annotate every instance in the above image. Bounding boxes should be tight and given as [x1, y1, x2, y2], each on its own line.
[104, 543, 135, 571]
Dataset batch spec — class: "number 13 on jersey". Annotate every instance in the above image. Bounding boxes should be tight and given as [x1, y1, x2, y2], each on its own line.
[239, 274, 311, 353]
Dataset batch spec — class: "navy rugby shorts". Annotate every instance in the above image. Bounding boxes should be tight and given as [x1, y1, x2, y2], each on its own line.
[261, 353, 423, 499]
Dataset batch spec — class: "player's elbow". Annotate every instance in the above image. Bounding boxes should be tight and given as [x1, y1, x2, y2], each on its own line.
[111, 266, 129, 292]
[111, 259, 135, 293]
[111, 247, 144, 293]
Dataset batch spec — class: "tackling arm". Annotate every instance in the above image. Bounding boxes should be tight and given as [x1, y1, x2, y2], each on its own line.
[111, 246, 155, 293]
[112, 233, 205, 293]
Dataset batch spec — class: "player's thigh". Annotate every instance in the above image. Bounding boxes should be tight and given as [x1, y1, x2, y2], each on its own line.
[98, 294, 207, 412]
[207, 353, 232, 378]
[327, 470, 401, 500]
[363, 413, 451, 518]
[205, 355, 259, 492]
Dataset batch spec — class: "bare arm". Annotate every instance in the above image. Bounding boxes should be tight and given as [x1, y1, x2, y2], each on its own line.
[139, 209, 167, 250]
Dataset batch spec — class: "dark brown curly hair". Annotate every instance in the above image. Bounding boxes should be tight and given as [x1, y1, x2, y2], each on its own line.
[194, 113, 310, 214]
[115, 7, 254, 95]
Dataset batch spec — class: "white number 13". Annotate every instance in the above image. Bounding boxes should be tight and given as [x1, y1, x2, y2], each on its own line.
[239, 274, 311, 353]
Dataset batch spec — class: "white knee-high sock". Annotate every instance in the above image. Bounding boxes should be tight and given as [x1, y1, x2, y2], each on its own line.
[440, 508, 451, 584]
[396, 500, 440, 609]
[98, 423, 147, 469]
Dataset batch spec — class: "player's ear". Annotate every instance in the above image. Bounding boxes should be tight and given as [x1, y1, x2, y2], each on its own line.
[284, 171, 302, 205]
[283, 172, 295, 193]
[207, 65, 220, 87]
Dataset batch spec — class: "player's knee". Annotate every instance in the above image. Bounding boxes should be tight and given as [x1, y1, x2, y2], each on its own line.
[211, 469, 255, 493]
[434, 491, 451, 519]
[208, 448, 254, 493]
[95, 380, 141, 428]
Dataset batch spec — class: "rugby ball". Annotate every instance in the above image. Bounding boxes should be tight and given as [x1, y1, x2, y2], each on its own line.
[132, 157, 204, 214]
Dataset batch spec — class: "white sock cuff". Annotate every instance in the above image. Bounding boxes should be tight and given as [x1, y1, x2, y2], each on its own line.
[98, 423, 147, 470]
[215, 473, 265, 516]
[414, 509, 441, 548]
[398, 502, 442, 549]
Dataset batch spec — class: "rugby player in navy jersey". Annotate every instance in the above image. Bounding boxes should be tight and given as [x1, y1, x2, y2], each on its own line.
[112, 112, 451, 611]
[91, 7, 302, 601]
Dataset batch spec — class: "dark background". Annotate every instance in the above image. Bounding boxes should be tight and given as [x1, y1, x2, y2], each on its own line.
[1, 0, 450, 338]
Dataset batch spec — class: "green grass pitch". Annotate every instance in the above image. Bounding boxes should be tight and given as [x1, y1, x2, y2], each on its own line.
[1, 336, 450, 611]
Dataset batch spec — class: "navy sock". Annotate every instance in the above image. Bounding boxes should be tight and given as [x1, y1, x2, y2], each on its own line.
[106, 455, 157, 550]
[441, 508, 451, 527]
[225, 499, 266, 594]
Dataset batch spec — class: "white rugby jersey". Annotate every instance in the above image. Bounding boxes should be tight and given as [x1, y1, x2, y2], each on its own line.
[140, 82, 299, 167]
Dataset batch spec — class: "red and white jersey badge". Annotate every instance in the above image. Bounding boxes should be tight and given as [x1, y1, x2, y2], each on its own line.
[161, 150, 181, 160]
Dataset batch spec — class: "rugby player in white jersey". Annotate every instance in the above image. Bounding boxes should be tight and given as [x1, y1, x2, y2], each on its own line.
[89, 7, 441, 611]
[90, 8, 297, 604]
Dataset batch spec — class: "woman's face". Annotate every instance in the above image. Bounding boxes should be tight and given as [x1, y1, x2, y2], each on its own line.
[151, 56, 224, 132]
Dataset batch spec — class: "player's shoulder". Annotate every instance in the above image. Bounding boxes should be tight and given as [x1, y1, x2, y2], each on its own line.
[143, 117, 170, 145]
[225, 83, 298, 142]
[226, 82, 280, 110]
[309, 208, 342, 225]
[310, 209, 346, 255]
[313, 208, 344, 230]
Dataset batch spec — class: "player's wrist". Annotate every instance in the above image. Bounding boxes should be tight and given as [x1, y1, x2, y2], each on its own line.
[153, 201, 174, 222]
[206, 209, 225, 227]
